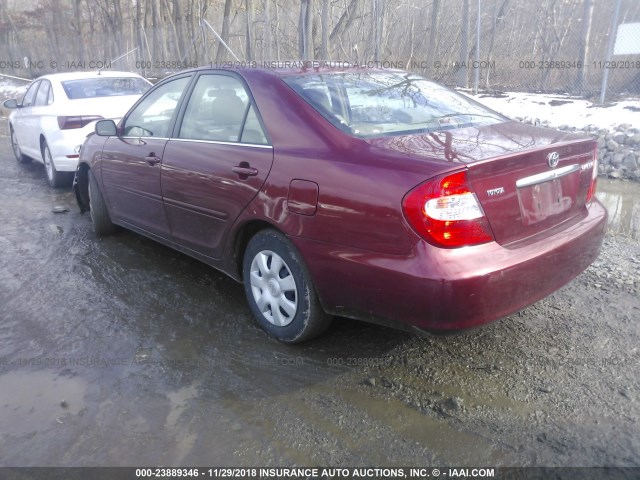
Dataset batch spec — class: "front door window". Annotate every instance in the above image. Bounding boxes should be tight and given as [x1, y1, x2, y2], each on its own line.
[123, 76, 190, 138]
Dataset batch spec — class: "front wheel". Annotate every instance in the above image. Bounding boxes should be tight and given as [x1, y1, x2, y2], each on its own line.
[42, 141, 68, 188]
[88, 169, 118, 236]
[243, 230, 331, 343]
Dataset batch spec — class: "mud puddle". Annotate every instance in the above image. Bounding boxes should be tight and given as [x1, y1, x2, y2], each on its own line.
[0, 370, 87, 434]
[596, 179, 640, 239]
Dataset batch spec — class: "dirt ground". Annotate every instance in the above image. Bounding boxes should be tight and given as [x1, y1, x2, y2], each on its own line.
[0, 124, 638, 470]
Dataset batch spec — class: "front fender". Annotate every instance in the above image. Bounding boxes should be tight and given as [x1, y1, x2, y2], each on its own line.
[74, 131, 111, 214]
[73, 163, 89, 214]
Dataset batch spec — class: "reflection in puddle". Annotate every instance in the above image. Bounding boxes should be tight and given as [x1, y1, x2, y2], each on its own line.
[0, 370, 87, 434]
[596, 179, 640, 240]
[165, 383, 200, 429]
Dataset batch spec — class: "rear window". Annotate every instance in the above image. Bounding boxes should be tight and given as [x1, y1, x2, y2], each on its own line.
[61, 77, 150, 100]
[283, 71, 506, 138]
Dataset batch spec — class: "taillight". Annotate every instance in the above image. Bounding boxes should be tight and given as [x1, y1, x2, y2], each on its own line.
[586, 144, 598, 203]
[402, 170, 494, 248]
[57, 115, 103, 130]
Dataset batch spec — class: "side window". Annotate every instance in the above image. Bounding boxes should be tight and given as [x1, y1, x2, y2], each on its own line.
[21, 81, 40, 107]
[34, 80, 51, 107]
[123, 76, 190, 138]
[46, 83, 54, 104]
[241, 105, 268, 144]
[301, 82, 334, 114]
[296, 79, 347, 126]
[179, 74, 265, 143]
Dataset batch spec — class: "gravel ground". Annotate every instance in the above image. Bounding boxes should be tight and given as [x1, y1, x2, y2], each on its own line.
[234, 235, 640, 467]
[0, 124, 638, 471]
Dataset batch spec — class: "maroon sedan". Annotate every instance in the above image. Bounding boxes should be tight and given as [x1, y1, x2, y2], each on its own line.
[74, 66, 606, 343]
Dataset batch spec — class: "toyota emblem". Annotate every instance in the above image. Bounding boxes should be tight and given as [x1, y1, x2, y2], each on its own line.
[547, 151, 560, 168]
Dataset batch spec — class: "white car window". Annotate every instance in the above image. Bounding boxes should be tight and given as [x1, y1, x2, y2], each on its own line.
[21, 81, 40, 108]
[34, 80, 51, 107]
[61, 77, 150, 100]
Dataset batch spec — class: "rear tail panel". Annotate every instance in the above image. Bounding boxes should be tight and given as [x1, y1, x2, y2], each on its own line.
[468, 140, 596, 245]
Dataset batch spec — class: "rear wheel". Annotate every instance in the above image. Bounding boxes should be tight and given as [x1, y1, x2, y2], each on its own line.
[42, 141, 67, 188]
[243, 230, 331, 343]
[88, 169, 118, 236]
[10, 127, 29, 163]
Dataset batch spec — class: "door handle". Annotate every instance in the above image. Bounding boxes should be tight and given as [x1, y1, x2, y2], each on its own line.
[145, 155, 161, 166]
[232, 166, 258, 176]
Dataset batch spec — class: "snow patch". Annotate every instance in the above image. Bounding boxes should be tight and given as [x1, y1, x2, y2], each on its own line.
[466, 91, 640, 131]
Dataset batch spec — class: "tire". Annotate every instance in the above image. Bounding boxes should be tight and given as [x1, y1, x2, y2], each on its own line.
[243, 230, 331, 343]
[88, 169, 118, 236]
[42, 141, 68, 188]
[10, 126, 29, 163]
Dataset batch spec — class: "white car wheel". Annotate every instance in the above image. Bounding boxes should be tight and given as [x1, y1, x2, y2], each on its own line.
[42, 142, 67, 188]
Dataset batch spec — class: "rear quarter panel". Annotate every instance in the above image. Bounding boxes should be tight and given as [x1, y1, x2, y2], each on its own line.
[235, 69, 456, 256]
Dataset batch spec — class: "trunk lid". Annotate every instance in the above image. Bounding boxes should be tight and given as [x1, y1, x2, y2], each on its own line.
[366, 121, 597, 246]
[63, 95, 143, 119]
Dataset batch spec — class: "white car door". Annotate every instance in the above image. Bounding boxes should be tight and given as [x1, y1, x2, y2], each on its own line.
[29, 80, 54, 156]
[14, 80, 41, 159]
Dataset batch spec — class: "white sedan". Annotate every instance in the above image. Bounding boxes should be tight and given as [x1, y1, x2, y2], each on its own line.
[4, 71, 151, 187]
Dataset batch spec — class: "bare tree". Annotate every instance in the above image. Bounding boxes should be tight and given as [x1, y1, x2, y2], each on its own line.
[426, 0, 441, 77]
[264, 0, 272, 60]
[2, 0, 640, 97]
[306, 0, 315, 59]
[321, 0, 329, 59]
[299, 0, 315, 59]
[216, 0, 234, 63]
[246, 0, 253, 61]
[458, 0, 470, 87]
[576, 0, 594, 93]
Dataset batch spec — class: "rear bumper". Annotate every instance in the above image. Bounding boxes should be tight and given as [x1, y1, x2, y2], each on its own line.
[293, 200, 607, 332]
[48, 126, 95, 172]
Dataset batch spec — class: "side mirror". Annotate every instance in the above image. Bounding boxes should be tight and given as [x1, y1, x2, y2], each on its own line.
[3, 99, 18, 109]
[95, 119, 117, 136]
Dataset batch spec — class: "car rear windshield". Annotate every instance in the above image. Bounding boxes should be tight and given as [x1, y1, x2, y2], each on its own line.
[283, 71, 506, 137]
[61, 77, 150, 100]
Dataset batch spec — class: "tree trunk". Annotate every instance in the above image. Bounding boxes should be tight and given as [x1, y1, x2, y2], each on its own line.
[134, 0, 145, 66]
[306, 0, 315, 59]
[172, 0, 187, 59]
[330, 0, 359, 43]
[373, 0, 381, 61]
[426, 0, 440, 77]
[484, 0, 509, 88]
[246, 0, 253, 61]
[458, 0, 470, 88]
[216, 0, 233, 63]
[0, 0, 22, 73]
[321, 0, 329, 59]
[576, 0, 594, 94]
[298, 1, 306, 58]
[264, 0, 272, 60]
[73, 0, 85, 62]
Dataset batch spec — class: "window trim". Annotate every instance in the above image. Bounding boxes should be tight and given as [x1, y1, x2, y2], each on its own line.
[170, 137, 273, 149]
